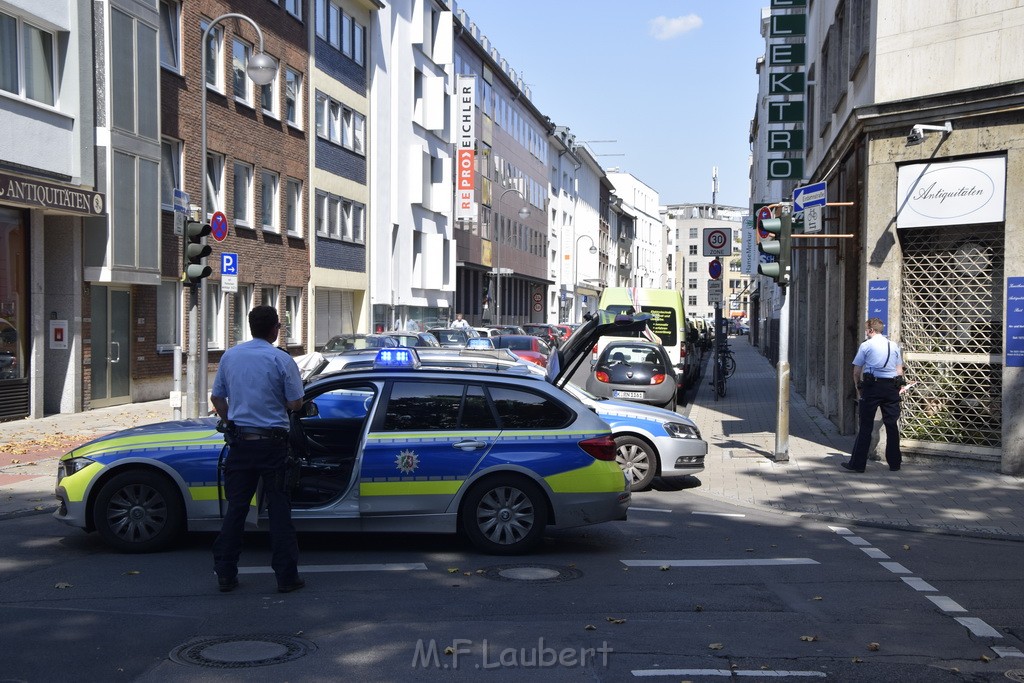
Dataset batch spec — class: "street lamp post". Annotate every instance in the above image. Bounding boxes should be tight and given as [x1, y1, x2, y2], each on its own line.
[188, 14, 277, 419]
[574, 234, 598, 323]
[493, 187, 529, 327]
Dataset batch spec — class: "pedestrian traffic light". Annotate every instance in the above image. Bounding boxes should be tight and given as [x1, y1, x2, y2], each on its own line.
[183, 218, 212, 283]
[757, 213, 792, 286]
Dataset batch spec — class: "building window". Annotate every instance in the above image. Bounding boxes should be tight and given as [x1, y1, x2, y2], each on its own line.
[688, 295, 697, 307]
[0, 12, 56, 106]
[201, 21, 223, 92]
[351, 202, 364, 243]
[156, 279, 180, 348]
[285, 288, 301, 345]
[315, 0, 327, 38]
[206, 281, 224, 350]
[205, 152, 224, 217]
[688, 244, 697, 256]
[232, 285, 252, 344]
[285, 67, 301, 127]
[315, 191, 328, 236]
[315, 92, 326, 136]
[159, 1, 181, 72]
[285, 178, 302, 236]
[328, 2, 341, 48]
[232, 38, 253, 105]
[233, 161, 252, 226]
[160, 138, 182, 211]
[259, 56, 279, 117]
[688, 227, 698, 239]
[261, 170, 279, 232]
[353, 21, 364, 65]
[285, 0, 302, 20]
[688, 261, 698, 273]
[688, 278, 697, 290]
[261, 285, 279, 310]
[327, 195, 340, 238]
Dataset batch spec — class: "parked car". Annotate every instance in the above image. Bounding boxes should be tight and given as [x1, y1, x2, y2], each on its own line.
[585, 340, 678, 411]
[321, 334, 398, 353]
[54, 313, 652, 555]
[492, 334, 552, 367]
[383, 331, 441, 348]
[521, 323, 562, 348]
[491, 325, 526, 335]
[427, 327, 479, 348]
[473, 327, 503, 338]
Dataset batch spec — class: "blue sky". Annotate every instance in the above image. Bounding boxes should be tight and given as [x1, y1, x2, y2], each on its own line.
[455, 0, 767, 208]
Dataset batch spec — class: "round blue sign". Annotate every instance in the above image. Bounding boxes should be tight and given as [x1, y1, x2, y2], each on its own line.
[210, 210, 229, 242]
[708, 258, 723, 280]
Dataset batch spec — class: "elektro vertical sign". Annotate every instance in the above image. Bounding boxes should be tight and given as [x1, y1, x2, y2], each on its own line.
[766, 0, 807, 180]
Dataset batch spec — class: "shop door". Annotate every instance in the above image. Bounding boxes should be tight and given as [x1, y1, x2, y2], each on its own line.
[91, 286, 131, 406]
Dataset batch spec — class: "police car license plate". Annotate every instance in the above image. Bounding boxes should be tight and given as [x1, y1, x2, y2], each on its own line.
[613, 390, 644, 399]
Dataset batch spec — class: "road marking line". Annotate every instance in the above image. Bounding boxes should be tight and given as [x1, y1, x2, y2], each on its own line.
[237, 563, 427, 574]
[622, 558, 819, 568]
[841, 535, 871, 546]
[828, 526, 853, 535]
[954, 618, 1002, 638]
[631, 507, 673, 513]
[991, 646, 1022, 657]
[860, 547, 890, 559]
[926, 596, 966, 612]
[692, 511, 746, 517]
[879, 562, 911, 574]
[901, 577, 937, 591]
[632, 669, 826, 678]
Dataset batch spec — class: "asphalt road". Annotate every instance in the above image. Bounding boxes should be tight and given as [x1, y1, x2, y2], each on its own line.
[2, 483, 1023, 682]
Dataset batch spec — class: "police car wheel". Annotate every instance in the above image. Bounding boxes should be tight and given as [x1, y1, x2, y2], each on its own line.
[461, 477, 548, 555]
[615, 436, 658, 492]
[92, 470, 185, 553]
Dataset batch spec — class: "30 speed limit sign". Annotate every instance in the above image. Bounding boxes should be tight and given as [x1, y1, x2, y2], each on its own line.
[703, 227, 732, 257]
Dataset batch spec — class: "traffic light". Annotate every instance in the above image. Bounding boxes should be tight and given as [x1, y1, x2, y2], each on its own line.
[757, 213, 792, 286]
[183, 219, 212, 283]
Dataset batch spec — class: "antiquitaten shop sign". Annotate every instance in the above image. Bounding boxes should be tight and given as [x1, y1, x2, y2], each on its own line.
[896, 156, 1005, 229]
[0, 172, 106, 216]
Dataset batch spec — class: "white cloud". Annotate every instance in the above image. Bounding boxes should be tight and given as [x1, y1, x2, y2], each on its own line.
[649, 14, 702, 41]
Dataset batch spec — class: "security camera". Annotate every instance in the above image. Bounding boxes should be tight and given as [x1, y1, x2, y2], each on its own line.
[905, 121, 953, 146]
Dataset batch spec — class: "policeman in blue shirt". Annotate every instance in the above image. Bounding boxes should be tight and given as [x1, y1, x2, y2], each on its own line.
[211, 305, 305, 593]
[843, 317, 906, 473]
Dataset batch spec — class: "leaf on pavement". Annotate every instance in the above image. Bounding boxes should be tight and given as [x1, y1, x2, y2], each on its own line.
[812, 596, 823, 601]
[125, 570, 141, 576]
[709, 643, 724, 650]
[867, 642, 880, 651]
[659, 565, 670, 571]
[980, 654, 992, 662]
[903, 544, 910, 550]
[584, 624, 597, 631]
[606, 617, 626, 624]
[55, 582, 72, 589]
[444, 646, 455, 655]
[800, 635, 818, 642]
[446, 567, 459, 573]
[851, 657, 863, 663]
[694, 605, 704, 612]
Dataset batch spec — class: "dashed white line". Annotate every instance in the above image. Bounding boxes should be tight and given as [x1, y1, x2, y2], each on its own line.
[860, 547, 890, 559]
[692, 511, 746, 517]
[237, 563, 427, 574]
[633, 669, 826, 678]
[879, 561, 911, 574]
[631, 507, 673, 513]
[622, 558, 819, 568]
[827, 526, 853, 535]
[955, 617, 1003, 638]
[901, 577, 937, 592]
[991, 646, 1023, 657]
[841, 535, 871, 546]
[926, 596, 967, 612]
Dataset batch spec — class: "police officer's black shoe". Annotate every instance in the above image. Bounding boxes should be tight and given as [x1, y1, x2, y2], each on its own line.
[277, 579, 305, 593]
[218, 576, 239, 592]
[840, 462, 865, 473]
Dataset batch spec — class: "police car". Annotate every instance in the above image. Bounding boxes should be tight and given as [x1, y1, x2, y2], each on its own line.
[54, 312, 650, 555]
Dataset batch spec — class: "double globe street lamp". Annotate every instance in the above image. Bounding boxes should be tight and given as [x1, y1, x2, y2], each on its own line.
[574, 234, 598, 323]
[187, 13, 278, 419]
[493, 187, 529, 327]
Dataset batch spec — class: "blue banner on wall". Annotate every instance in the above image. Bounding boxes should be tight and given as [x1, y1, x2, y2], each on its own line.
[1006, 277, 1024, 368]
[868, 280, 889, 333]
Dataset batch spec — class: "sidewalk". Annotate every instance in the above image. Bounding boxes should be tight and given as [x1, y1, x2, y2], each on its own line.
[687, 338, 1024, 540]
[2, 351, 1023, 539]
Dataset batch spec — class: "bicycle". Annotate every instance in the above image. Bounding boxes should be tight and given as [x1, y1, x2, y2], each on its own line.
[721, 346, 736, 379]
[713, 347, 727, 399]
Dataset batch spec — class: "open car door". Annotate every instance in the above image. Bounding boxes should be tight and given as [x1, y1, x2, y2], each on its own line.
[546, 310, 653, 388]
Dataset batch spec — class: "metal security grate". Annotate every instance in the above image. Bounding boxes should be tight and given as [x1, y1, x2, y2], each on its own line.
[898, 226, 1003, 448]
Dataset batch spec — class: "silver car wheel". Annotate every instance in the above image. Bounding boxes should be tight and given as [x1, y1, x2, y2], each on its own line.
[476, 485, 535, 545]
[615, 436, 657, 491]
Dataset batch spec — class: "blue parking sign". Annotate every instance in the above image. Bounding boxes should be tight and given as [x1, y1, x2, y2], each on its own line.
[221, 253, 238, 276]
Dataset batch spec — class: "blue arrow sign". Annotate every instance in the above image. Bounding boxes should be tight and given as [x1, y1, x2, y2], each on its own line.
[793, 181, 827, 213]
[221, 252, 238, 276]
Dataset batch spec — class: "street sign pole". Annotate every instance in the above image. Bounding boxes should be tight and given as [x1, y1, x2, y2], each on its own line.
[775, 285, 791, 462]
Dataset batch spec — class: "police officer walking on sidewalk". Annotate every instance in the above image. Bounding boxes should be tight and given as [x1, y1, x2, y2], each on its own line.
[210, 305, 305, 593]
[842, 317, 907, 473]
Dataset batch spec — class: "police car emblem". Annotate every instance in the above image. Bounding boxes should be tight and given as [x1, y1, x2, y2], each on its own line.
[395, 449, 419, 474]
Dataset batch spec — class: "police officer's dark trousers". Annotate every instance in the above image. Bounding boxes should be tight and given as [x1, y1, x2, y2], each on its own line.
[849, 378, 902, 471]
[213, 438, 299, 585]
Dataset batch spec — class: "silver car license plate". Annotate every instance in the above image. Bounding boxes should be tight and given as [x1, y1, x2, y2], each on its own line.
[613, 390, 644, 399]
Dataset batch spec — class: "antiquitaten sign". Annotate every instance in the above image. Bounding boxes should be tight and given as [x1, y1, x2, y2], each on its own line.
[0, 172, 106, 216]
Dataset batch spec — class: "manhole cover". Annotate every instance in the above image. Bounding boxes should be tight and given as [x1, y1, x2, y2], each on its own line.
[169, 635, 316, 669]
[1005, 670, 1024, 682]
[478, 564, 582, 583]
